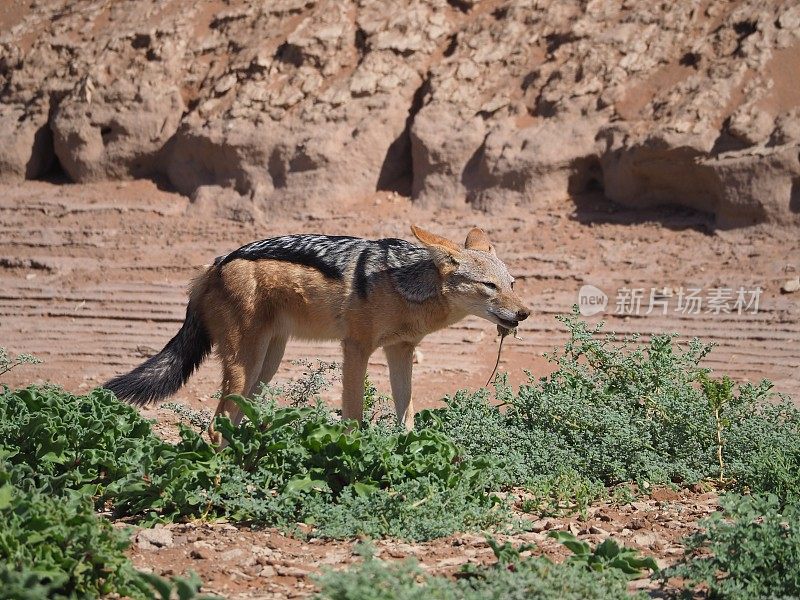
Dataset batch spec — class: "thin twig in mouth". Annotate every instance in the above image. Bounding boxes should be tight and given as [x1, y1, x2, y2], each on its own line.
[486, 327, 511, 386]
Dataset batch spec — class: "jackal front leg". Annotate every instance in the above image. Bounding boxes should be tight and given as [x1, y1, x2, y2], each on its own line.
[385, 342, 415, 430]
[341, 339, 370, 424]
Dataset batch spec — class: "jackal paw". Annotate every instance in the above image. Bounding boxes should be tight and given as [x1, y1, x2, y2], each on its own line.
[208, 427, 223, 447]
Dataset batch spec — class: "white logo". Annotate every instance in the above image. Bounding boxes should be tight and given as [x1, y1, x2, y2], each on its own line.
[578, 285, 608, 316]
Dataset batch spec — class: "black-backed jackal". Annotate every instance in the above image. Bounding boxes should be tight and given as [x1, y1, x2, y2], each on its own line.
[105, 226, 530, 441]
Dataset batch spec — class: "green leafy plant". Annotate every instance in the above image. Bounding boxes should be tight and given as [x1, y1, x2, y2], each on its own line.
[161, 401, 212, 431]
[315, 536, 646, 599]
[0, 384, 501, 541]
[362, 374, 397, 426]
[699, 373, 735, 483]
[663, 494, 800, 599]
[420, 309, 800, 505]
[0, 386, 161, 497]
[112, 394, 501, 538]
[278, 359, 340, 408]
[520, 468, 606, 517]
[483, 536, 536, 568]
[0, 478, 134, 598]
[548, 531, 658, 578]
[0, 466, 217, 600]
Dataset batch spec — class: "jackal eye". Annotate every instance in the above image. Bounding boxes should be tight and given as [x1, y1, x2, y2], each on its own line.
[480, 281, 498, 291]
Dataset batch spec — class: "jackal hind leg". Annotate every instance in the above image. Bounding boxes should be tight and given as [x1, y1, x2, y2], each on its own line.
[210, 330, 270, 445]
[384, 342, 415, 430]
[242, 335, 288, 416]
[341, 339, 371, 424]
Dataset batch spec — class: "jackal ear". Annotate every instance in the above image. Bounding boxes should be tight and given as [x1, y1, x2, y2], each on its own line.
[411, 224, 461, 275]
[464, 227, 495, 255]
[411, 225, 461, 252]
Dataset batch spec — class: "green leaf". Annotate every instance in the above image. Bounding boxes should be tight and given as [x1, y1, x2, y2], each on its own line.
[229, 395, 261, 426]
[0, 483, 12, 509]
[352, 482, 379, 497]
[548, 531, 591, 556]
[285, 475, 328, 494]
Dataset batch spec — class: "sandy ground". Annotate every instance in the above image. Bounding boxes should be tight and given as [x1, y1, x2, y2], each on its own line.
[1, 179, 798, 597]
[1, 179, 798, 406]
[125, 488, 719, 599]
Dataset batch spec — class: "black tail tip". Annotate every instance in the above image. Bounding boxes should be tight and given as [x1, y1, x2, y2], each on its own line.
[103, 374, 157, 406]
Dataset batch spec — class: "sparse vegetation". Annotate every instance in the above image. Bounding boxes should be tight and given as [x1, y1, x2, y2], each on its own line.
[422, 311, 800, 504]
[0, 348, 41, 378]
[0, 470, 215, 599]
[664, 494, 800, 599]
[2, 312, 799, 597]
[314, 536, 654, 600]
[0, 384, 502, 540]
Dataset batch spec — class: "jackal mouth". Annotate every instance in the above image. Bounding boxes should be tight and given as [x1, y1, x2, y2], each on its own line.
[496, 316, 519, 329]
[488, 312, 519, 329]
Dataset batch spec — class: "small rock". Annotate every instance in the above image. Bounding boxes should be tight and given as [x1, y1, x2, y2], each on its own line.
[632, 532, 658, 548]
[276, 565, 309, 578]
[437, 557, 466, 568]
[456, 60, 479, 80]
[252, 545, 274, 558]
[230, 568, 252, 580]
[778, 6, 800, 29]
[529, 518, 551, 533]
[629, 578, 652, 590]
[629, 518, 647, 530]
[781, 277, 800, 294]
[135, 527, 173, 549]
[589, 525, 609, 535]
[189, 540, 215, 560]
[258, 565, 277, 578]
[220, 548, 246, 561]
[215, 73, 238, 94]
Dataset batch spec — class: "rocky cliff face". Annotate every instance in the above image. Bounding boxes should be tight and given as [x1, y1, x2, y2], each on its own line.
[1, 0, 798, 226]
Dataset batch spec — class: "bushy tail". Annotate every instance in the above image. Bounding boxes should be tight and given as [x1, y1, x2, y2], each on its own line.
[104, 302, 212, 405]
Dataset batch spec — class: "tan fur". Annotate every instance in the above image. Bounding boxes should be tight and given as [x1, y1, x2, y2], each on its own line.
[190, 226, 529, 443]
[410, 225, 462, 253]
[465, 227, 494, 254]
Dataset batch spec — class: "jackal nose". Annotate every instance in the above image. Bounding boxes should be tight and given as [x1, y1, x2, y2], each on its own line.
[516, 308, 531, 321]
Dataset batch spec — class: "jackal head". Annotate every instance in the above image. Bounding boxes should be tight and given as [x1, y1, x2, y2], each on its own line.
[411, 225, 531, 330]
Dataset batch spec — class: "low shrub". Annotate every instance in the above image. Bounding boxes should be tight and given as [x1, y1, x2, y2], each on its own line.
[663, 493, 800, 599]
[0, 385, 501, 540]
[0, 386, 160, 498]
[109, 396, 503, 539]
[314, 536, 654, 600]
[0, 463, 215, 599]
[4, 307, 800, 598]
[420, 310, 800, 504]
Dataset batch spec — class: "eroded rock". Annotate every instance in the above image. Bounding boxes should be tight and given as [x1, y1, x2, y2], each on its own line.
[0, 103, 53, 181]
[0, 0, 798, 225]
[51, 78, 184, 182]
